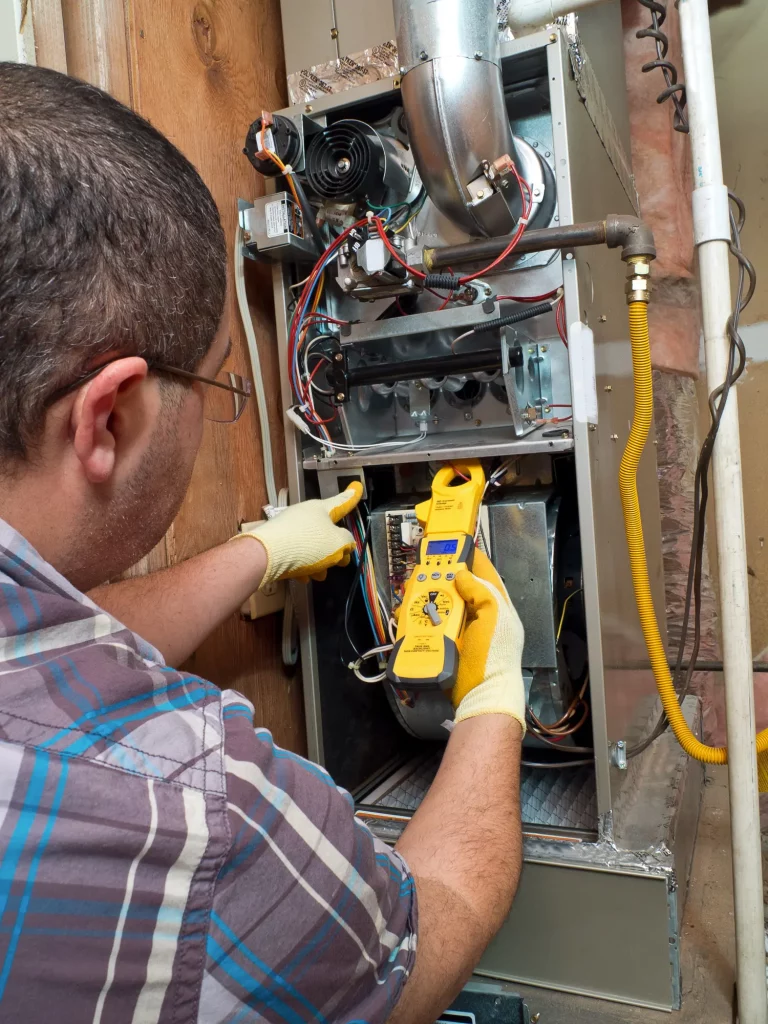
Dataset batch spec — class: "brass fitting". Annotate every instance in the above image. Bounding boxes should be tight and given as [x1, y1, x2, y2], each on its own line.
[625, 256, 653, 305]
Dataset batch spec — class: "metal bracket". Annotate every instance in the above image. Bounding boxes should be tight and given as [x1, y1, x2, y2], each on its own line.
[611, 740, 628, 770]
[502, 330, 550, 438]
[408, 381, 431, 425]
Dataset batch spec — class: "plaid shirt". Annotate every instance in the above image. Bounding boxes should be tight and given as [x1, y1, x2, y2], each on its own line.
[0, 519, 417, 1023]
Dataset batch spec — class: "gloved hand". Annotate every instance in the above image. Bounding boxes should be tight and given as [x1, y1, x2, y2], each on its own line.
[233, 483, 363, 588]
[452, 549, 526, 734]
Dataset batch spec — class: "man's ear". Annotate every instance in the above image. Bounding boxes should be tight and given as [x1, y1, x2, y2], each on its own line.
[71, 358, 149, 484]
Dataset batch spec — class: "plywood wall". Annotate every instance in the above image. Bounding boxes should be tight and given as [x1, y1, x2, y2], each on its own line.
[35, 0, 306, 753]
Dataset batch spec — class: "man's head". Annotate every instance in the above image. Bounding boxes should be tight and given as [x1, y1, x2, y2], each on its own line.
[0, 62, 228, 589]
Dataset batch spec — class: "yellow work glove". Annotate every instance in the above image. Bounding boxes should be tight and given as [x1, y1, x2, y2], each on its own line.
[452, 549, 526, 734]
[233, 483, 363, 588]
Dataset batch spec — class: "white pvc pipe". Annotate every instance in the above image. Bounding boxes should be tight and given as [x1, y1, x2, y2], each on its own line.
[678, 2, 767, 1021]
[506, 0, 606, 34]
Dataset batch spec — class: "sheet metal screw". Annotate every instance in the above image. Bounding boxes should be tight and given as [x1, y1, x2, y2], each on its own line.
[335, 392, 346, 402]
[565, 252, 574, 260]
[589, 423, 597, 432]
[305, 105, 313, 113]
[464, 412, 473, 421]
[419, 49, 428, 61]
[549, 32, 558, 42]
[599, 314, 607, 322]
[474, 51, 483, 60]
[604, 385, 612, 392]
[330, 27, 338, 39]
[333, 352, 344, 362]
[611, 433, 619, 441]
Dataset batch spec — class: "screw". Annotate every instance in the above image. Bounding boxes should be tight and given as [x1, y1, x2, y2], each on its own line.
[545, 407, 552, 414]
[432, 416, 440, 425]
[464, 412, 473, 421]
[242, 231, 252, 243]
[330, 27, 338, 39]
[399, 65, 406, 74]
[336, 392, 346, 402]
[545, 150, 551, 157]
[333, 352, 344, 363]
[475, 419, 482, 427]
[305, 105, 313, 114]
[549, 32, 558, 42]
[528, 346, 535, 354]
[532, 141, 538, 148]
[541, 344, 548, 353]
[531, 1015, 542, 1024]
[477, 189, 485, 199]
[604, 385, 612, 392]
[599, 314, 607, 322]
[474, 51, 483, 60]
[589, 423, 597, 432]
[565, 252, 574, 261]
[344, 277, 353, 287]
[611, 433, 618, 441]
[419, 49, 428, 61]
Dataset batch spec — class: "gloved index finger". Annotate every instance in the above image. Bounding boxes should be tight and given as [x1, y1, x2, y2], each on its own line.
[324, 481, 364, 524]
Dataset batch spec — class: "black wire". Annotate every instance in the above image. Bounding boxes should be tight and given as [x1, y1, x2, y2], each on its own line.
[522, 758, 593, 769]
[629, 192, 756, 758]
[339, 515, 374, 667]
[636, 0, 689, 134]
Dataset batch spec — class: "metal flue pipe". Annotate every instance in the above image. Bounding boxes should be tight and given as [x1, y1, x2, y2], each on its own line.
[393, 0, 522, 236]
[678, 2, 767, 1020]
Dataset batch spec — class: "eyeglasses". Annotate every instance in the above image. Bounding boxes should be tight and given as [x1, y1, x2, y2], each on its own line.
[45, 359, 253, 424]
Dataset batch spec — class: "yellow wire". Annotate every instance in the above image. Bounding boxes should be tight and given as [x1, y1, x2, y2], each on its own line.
[557, 589, 583, 642]
[394, 207, 420, 234]
[263, 148, 300, 207]
[621, 298, 768, 783]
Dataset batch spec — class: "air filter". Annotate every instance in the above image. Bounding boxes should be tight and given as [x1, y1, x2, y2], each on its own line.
[305, 120, 393, 203]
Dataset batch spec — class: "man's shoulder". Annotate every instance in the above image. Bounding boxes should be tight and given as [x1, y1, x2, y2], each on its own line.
[0, 615, 233, 794]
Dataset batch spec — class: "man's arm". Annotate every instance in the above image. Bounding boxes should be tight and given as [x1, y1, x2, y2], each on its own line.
[389, 550, 527, 1024]
[89, 484, 363, 665]
[88, 539, 268, 666]
[392, 716, 522, 1023]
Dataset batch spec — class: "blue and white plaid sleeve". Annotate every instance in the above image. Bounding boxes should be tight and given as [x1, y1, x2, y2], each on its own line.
[199, 692, 418, 1024]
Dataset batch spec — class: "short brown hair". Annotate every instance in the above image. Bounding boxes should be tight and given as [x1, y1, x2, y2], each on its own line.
[0, 62, 227, 458]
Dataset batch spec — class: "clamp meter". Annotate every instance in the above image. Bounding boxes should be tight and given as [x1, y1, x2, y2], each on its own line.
[387, 461, 485, 691]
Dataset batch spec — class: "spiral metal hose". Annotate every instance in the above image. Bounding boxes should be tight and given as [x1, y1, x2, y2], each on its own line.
[636, 0, 689, 134]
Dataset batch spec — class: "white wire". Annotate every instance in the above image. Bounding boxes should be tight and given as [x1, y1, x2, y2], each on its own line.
[292, 417, 427, 454]
[350, 643, 394, 683]
[234, 225, 278, 508]
[451, 329, 474, 354]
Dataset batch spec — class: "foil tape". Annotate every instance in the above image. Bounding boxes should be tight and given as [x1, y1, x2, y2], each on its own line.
[288, 3, 515, 105]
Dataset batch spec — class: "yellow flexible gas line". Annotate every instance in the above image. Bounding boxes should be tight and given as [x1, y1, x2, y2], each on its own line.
[620, 299, 768, 780]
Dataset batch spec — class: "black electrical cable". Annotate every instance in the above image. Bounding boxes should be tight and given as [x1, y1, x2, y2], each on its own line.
[628, 192, 756, 759]
[521, 759, 594, 770]
[636, 0, 689, 133]
[339, 516, 375, 667]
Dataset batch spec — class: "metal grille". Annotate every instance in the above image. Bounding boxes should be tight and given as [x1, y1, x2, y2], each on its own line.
[363, 752, 597, 831]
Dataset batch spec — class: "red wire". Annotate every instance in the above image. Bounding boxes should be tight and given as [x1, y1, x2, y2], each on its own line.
[496, 290, 559, 303]
[374, 218, 427, 279]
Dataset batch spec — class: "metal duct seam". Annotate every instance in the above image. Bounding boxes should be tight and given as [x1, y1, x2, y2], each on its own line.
[394, 0, 522, 236]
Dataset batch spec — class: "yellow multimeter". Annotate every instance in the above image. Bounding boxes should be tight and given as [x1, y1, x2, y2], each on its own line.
[387, 461, 486, 691]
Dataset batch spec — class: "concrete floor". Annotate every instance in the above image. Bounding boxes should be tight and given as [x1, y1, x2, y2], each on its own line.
[514, 767, 738, 1023]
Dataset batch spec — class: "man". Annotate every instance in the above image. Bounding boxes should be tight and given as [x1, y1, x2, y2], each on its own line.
[0, 62, 526, 1023]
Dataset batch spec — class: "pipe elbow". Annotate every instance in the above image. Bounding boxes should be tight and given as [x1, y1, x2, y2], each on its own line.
[605, 215, 657, 262]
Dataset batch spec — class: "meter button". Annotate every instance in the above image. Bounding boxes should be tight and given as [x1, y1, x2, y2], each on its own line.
[445, 572, 456, 581]
[417, 573, 427, 582]
[431, 572, 442, 580]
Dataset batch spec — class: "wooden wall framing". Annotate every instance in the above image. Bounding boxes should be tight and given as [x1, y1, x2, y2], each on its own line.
[26, 0, 306, 753]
